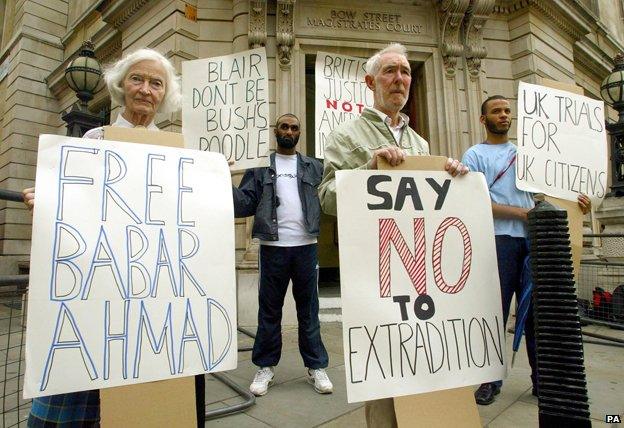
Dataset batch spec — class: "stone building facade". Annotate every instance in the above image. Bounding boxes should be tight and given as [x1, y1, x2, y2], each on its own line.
[0, 0, 623, 277]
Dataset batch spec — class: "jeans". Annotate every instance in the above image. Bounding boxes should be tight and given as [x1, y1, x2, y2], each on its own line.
[252, 244, 329, 369]
[492, 235, 537, 389]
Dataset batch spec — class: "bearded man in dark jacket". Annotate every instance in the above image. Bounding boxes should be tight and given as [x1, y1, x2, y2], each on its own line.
[232, 113, 332, 397]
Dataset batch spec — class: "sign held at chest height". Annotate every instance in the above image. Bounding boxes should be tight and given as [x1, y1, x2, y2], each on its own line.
[182, 47, 270, 170]
[516, 81, 608, 204]
[336, 170, 505, 403]
[24, 135, 237, 398]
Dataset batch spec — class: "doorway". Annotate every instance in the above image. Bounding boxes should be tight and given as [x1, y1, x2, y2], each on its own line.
[304, 53, 429, 289]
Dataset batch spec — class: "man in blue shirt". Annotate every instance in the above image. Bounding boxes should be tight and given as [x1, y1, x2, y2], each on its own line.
[462, 95, 591, 405]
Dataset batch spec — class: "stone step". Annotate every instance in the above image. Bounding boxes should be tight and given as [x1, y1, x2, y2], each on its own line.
[319, 296, 341, 309]
[319, 297, 341, 322]
[319, 308, 341, 323]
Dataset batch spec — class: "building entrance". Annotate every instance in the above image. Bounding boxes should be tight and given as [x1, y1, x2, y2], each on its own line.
[303, 53, 429, 289]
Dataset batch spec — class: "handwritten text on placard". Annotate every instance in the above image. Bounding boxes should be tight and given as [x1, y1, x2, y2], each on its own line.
[24, 135, 237, 398]
[315, 52, 373, 158]
[182, 48, 270, 170]
[337, 171, 505, 403]
[516, 81, 608, 203]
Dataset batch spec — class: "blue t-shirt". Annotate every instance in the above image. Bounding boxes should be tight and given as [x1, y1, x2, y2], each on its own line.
[462, 142, 534, 238]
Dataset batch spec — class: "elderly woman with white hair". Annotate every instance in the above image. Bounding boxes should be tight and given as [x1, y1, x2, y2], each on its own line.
[83, 47, 181, 137]
[23, 48, 183, 209]
[24, 48, 206, 427]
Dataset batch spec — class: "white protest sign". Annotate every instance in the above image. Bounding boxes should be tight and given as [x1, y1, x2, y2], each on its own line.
[182, 47, 270, 170]
[315, 52, 373, 158]
[516, 81, 608, 204]
[336, 170, 505, 403]
[24, 135, 237, 398]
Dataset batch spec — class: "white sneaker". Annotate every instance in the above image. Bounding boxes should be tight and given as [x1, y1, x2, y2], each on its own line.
[307, 368, 333, 394]
[250, 367, 274, 396]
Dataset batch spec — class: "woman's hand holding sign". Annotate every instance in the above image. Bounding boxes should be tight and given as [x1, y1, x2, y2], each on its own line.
[22, 187, 35, 211]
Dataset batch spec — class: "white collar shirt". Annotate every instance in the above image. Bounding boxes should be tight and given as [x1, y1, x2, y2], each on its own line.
[370, 107, 410, 144]
[113, 112, 159, 130]
[82, 110, 159, 140]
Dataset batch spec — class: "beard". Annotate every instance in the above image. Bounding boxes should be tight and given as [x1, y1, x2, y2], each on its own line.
[485, 117, 511, 135]
[276, 135, 298, 149]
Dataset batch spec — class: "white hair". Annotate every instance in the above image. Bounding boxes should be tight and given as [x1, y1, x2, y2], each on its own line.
[104, 48, 182, 114]
[365, 43, 408, 76]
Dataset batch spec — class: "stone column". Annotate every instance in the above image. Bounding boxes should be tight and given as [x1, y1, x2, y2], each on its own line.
[234, 0, 258, 271]
[276, 0, 296, 117]
[505, 2, 590, 87]
[461, 0, 495, 153]
[436, 0, 470, 158]
[0, 1, 67, 274]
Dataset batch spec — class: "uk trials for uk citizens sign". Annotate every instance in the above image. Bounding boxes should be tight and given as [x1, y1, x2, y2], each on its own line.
[182, 47, 270, 171]
[336, 170, 506, 403]
[24, 135, 237, 398]
[516, 81, 608, 204]
[315, 52, 373, 158]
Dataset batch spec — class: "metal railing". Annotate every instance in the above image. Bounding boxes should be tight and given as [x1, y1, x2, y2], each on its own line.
[0, 187, 255, 426]
[578, 261, 624, 330]
[0, 277, 30, 427]
[576, 233, 624, 348]
[0, 277, 256, 427]
[0, 189, 31, 426]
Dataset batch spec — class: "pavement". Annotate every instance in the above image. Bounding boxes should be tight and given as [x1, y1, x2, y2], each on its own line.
[203, 322, 624, 427]
[1, 294, 622, 427]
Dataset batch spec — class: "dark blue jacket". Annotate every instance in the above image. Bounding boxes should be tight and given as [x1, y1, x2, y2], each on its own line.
[232, 152, 323, 241]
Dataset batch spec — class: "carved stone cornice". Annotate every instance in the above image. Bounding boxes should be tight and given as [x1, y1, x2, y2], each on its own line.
[98, 33, 122, 65]
[276, 0, 295, 70]
[492, 0, 591, 41]
[437, 0, 471, 78]
[463, 0, 495, 79]
[594, 21, 624, 59]
[573, 38, 616, 80]
[100, 0, 150, 30]
[248, 0, 267, 48]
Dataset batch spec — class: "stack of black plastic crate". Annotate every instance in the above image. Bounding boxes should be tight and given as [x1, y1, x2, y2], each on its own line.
[528, 201, 591, 428]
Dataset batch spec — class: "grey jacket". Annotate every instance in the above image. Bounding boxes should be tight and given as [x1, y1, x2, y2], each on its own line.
[232, 152, 323, 241]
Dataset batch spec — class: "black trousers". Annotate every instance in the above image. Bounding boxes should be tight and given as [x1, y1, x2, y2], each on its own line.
[492, 235, 536, 388]
[252, 244, 328, 369]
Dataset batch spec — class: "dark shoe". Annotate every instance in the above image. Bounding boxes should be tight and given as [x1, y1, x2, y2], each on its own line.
[532, 387, 538, 397]
[474, 383, 501, 405]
